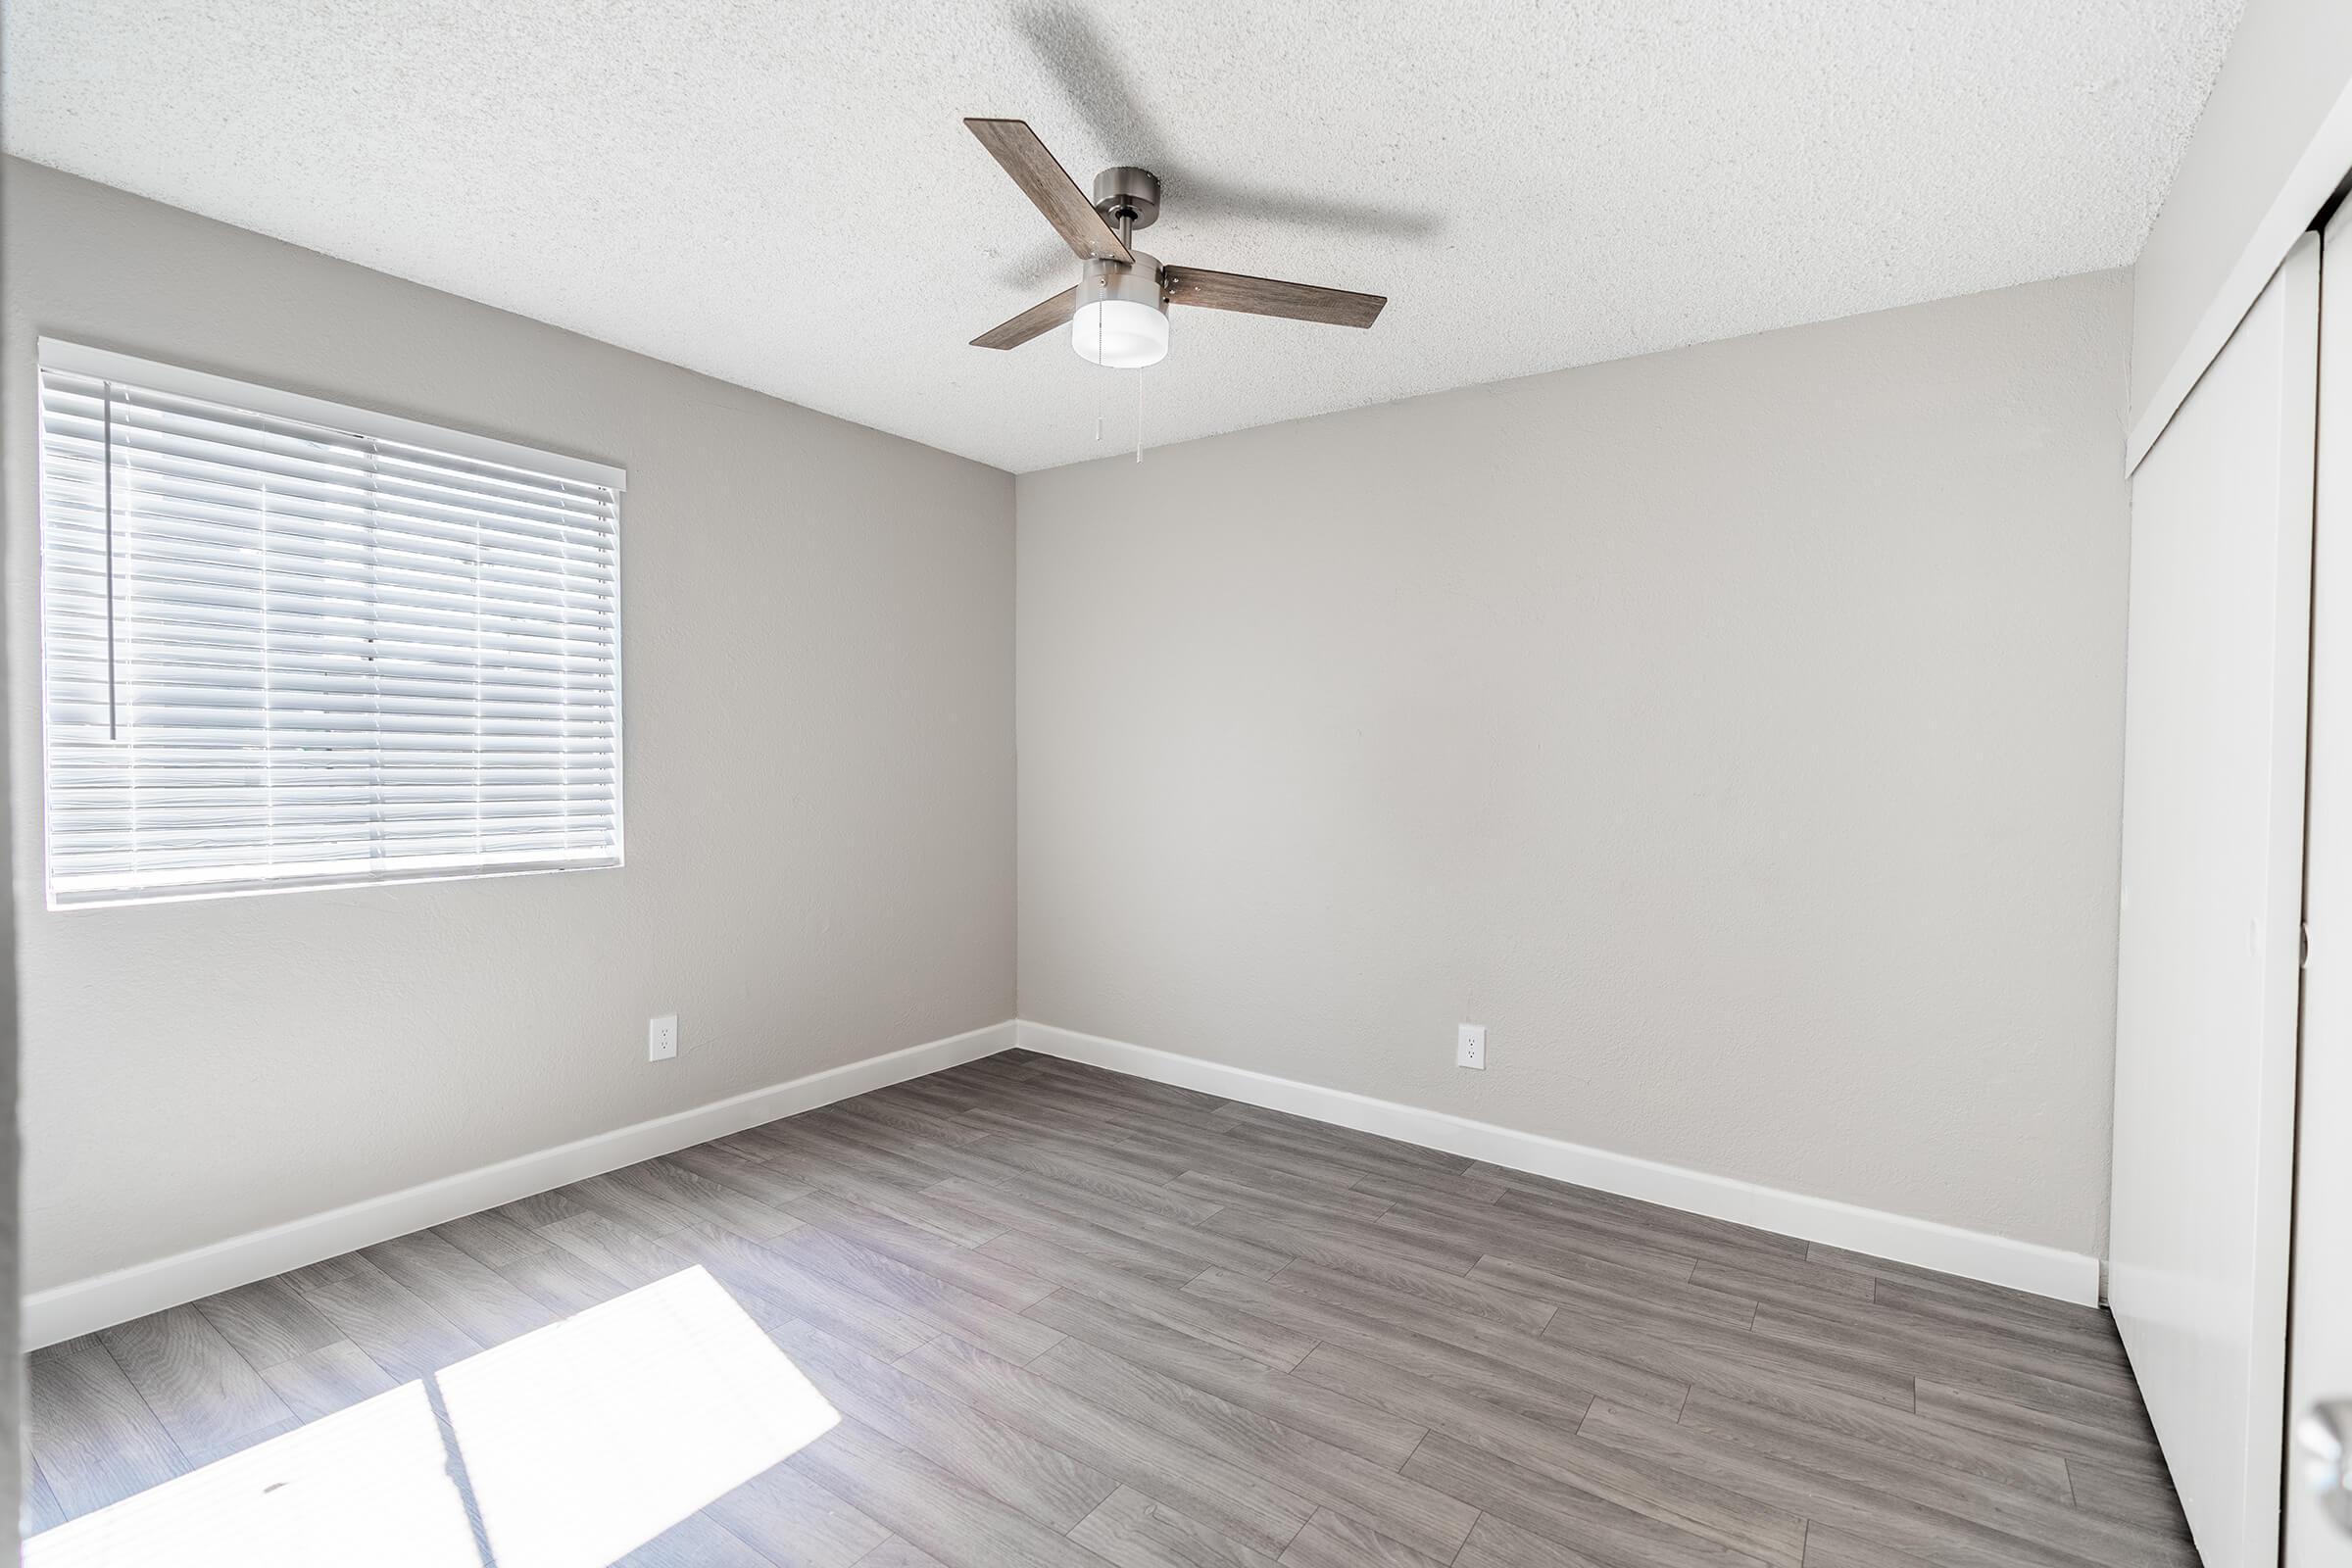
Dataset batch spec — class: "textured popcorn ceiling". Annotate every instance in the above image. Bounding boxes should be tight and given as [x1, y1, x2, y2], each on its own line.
[4, 1, 2240, 472]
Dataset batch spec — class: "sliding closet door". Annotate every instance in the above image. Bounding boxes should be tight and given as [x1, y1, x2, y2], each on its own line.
[2290, 202, 2352, 1568]
[2111, 229, 2318, 1568]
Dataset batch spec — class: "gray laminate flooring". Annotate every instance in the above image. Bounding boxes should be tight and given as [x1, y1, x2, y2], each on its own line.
[24, 1050, 2194, 1567]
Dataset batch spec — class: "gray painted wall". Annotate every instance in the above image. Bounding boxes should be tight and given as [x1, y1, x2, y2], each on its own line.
[2, 160, 1017, 1294]
[0, 156, 2132, 1306]
[1017, 270, 2132, 1256]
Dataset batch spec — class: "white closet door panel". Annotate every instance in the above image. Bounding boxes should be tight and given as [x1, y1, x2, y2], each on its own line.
[2112, 228, 2318, 1568]
[2289, 202, 2352, 1568]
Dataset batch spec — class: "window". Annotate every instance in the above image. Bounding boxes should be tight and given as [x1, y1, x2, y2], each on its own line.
[36, 342, 624, 907]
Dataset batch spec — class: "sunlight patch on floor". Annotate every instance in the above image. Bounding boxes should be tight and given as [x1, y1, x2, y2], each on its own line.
[24, 1380, 478, 1568]
[441, 1264, 840, 1568]
[26, 1265, 841, 1568]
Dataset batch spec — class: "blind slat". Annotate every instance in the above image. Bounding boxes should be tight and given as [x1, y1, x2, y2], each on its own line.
[38, 357, 624, 907]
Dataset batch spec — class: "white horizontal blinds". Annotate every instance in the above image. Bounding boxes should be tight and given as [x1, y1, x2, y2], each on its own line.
[37, 357, 623, 906]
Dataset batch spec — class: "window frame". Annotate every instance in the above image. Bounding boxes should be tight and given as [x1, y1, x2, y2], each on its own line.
[34, 339, 629, 910]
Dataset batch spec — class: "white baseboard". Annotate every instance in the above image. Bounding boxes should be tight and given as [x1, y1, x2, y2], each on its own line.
[23, 1019, 1018, 1348]
[1017, 1020, 2102, 1306]
[28, 1011, 2100, 1345]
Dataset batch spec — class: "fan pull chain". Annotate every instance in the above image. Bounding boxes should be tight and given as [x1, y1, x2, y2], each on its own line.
[1135, 368, 1145, 463]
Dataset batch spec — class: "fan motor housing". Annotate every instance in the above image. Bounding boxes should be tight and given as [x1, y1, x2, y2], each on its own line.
[1080, 249, 1165, 311]
[1092, 166, 1160, 231]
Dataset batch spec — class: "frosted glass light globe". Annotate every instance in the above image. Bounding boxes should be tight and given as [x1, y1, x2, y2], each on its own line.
[1071, 299, 1169, 368]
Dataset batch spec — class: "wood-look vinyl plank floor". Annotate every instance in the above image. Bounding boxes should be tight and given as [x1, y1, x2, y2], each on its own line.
[190, 1275, 343, 1370]
[359, 1226, 563, 1348]
[1278, 1505, 1452, 1568]
[1022, 1287, 1428, 1468]
[22, 1452, 66, 1537]
[1406, 1428, 1788, 1568]
[1469, 1250, 1761, 1334]
[1022, 1334, 1478, 1559]
[493, 1240, 634, 1316]
[898, 1332, 1318, 1556]
[771, 1318, 1117, 1533]
[614, 1508, 780, 1568]
[24, 1334, 188, 1520]
[95, 1301, 297, 1465]
[700, 1455, 894, 1567]
[1294, 1339, 1806, 1566]
[255, 1338, 400, 1423]
[431, 1204, 559, 1270]
[976, 1230, 1318, 1371]
[786, 1190, 1058, 1311]
[1069, 1484, 1283, 1568]
[292, 1252, 484, 1385]
[952, 1103, 1171, 1167]
[25, 1052, 2191, 1568]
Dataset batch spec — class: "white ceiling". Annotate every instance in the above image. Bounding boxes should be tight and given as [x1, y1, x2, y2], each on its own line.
[5, 1, 2240, 473]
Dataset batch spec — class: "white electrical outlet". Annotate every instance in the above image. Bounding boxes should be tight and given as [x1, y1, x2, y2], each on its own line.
[648, 1014, 678, 1062]
[1456, 1022, 1487, 1070]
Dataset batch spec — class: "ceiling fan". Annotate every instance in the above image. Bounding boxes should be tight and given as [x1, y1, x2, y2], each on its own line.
[963, 118, 1387, 369]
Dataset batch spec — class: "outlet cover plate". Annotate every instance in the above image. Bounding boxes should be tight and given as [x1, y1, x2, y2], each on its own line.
[1457, 1023, 1486, 1070]
[649, 1014, 678, 1061]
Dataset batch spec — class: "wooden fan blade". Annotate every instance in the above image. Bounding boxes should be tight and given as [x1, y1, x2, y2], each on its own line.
[971, 286, 1079, 350]
[1162, 266, 1386, 328]
[964, 118, 1134, 265]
